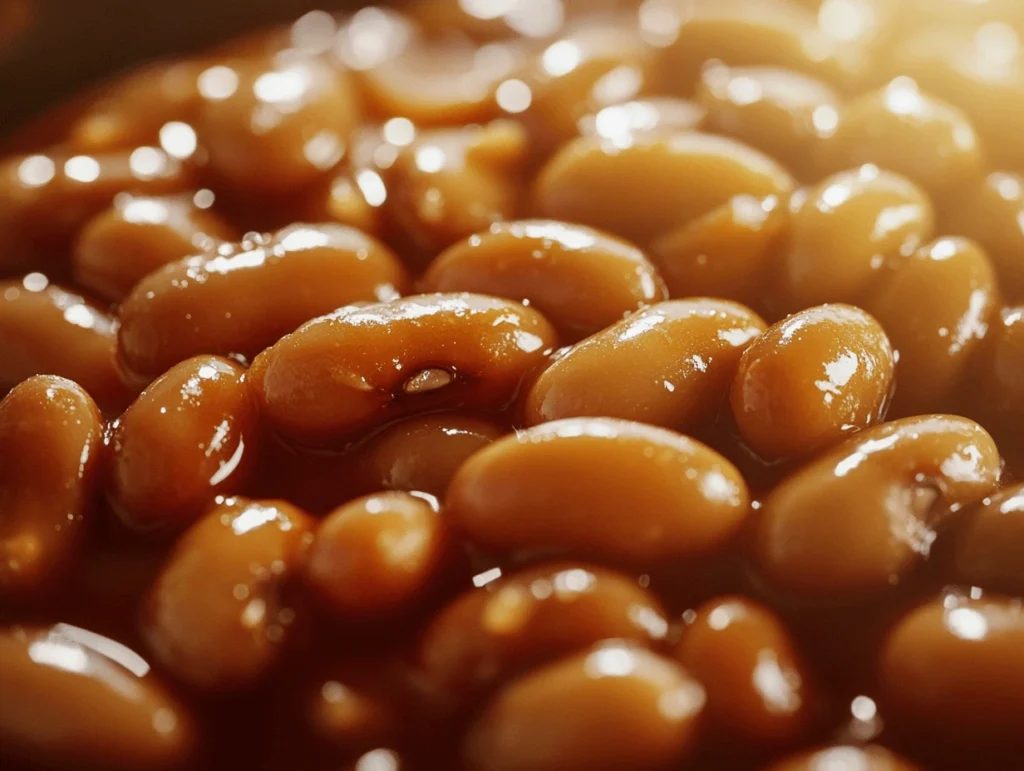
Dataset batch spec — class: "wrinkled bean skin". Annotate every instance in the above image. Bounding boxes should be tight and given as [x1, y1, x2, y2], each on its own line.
[422, 220, 667, 342]
[419, 562, 669, 698]
[953, 484, 1024, 595]
[447, 418, 750, 563]
[141, 498, 314, 692]
[251, 294, 557, 445]
[533, 132, 795, 250]
[755, 416, 1001, 598]
[73, 194, 238, 302]
[0, 625, 196, 771]
[0, 376, 104, 597]
[118, 223, 410, 382]
[773, 167, 934, 313]
[463, 643, 705, 771]
[0, 279, 132, 415]
[675, 596, 818, 749]
[304, 492, 449, 619]
[525, 300, 766, 431]
[879, 591, 1024, 746]
[865, 237, 999, 417]
[107, 356, 261, 534]
[730, 304, 896, 460]
[764, 745, 921, 771]
[966, 305, 1024, 439]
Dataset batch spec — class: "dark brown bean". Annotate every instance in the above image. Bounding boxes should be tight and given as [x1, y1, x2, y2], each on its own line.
[967, 305, 1024, 439]
[953, 484, 1024, 596]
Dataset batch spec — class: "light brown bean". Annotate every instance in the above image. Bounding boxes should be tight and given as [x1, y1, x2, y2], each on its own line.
[250, 294, 557, 445]
[967, 305, 1024, 438]
[755, 416, 1001, 597]
[525, 300, 766, 431]
[447, 418, 750, 563]
[953, 484, 1024, 595]
[577, 98, 707, 144]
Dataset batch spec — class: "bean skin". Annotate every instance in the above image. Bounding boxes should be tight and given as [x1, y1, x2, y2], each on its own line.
[952, 484, 1024, 596]
[141, 498, 314, 692]
[463, 643, 705, 771]
[0, 376, 104, 598]
[107, 356, 261, 534]
[763, 746, 921, 771]
[966, 305, 1024, 439]
[419, 562, 669, 698]
[250, 294, 557, 445]
[447, 418, 750, 563]
[755, 416, 1001, 598]
[0, 625, 196, 771]
[421, 220, 667, 342]
[525, 300, 766, 432]
[577, 98, 707, 144]
[730, 304, 895, 459]
[117, 223, 410, 382]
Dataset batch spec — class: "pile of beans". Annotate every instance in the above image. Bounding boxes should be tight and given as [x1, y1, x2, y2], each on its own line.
[1, 0, 1023, 769]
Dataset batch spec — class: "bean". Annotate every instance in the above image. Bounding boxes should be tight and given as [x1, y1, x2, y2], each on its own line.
[0, 376, 104, 597]
[251, 294, 557, 445]
[879, 591, 1024, 746]
[118, 223, 410, 382]
[447, 418, 750, 563]
[763, 745, 921, 771]
[0, 278, 132, 414]
[533, 131, 795, 250]
[755, 416, 1001, 597]
[865, 237, 999, 417]
[577, 98, 707, 144]
[421, 220, 667, 342]
[304, 492, 449, 619]
[953, 484, 1024, 595]
[525, 300, 766, 431]
[419, 562, 669, 697]
[73, 194, 238, 302]
[0, 624, 195, 770]
[675, 596, 818, 748]
[107, 356, 261, 533]
[730, 304, 895, 459]
[965, 305, 1024, 439]
[463, 643, 705, 771]
[141, 498, 314, 692]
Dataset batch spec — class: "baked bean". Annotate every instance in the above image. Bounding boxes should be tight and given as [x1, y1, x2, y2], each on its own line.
[0, 278, 131, 414]
[970, 305, 1024, 438]
[764, 745, 921, 771]
[577, 97, 707, 143]
[141, 497, 314, 692]
[650, 194, 788, 304]
[525, 300, 766, 431]
[697, 65, 842, 180]
[675, 596, 817, 747]
[533, 131, 795, 250]
[421, 220, 667, 342]
[892, 0, 1024, 31]
[463, 643, 705, 771]
[730, 304, 895, 459]
[304, 492, 449, 619]
[0, 624, 195, 770]
[405, 0, 635, 39]
[865, 237, 999, 417]
[107, 356, 260, 533]
[357, 412, 506, 497]
[824, 78, 984, 197]
[879, 591, 1024, 745]
[251, 294, 557, 445]
[773, 166, 934, 312]
[447, 418, 750, 562]
[953, 484, 1024, 595]
[0, 376, 104, 597]
[73, 194, 238, 302]
[196, 55, 358, 194]
[419, 562, 668, 697]
[118, 223, 410, 382]
[755, 416, 1001, 597]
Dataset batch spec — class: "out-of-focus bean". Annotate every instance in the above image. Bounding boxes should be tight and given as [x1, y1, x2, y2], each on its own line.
[576, 98, 707, 143]
[964, 305, 1024, 438]
[953, 484, 1024, 595]
[763, 745, 921, 771]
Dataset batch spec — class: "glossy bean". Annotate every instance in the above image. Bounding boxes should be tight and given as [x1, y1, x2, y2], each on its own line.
[730, 304, 895, 459]
[577, 98, 707, 144]
[525, 300, 766, 431]
[0, 376, 104, 597]
[755, 416, 1001, 597]
[118, 223, 410, 382]
[251, 294, 557, 445]
[141, 498, 314, 692]
[953, 484, 1024, 595]
[764, 745, 921, 771]
[107, 356, 261, 533]
[421, 220, 667, 342]
[447, 418, 750, 563]
[967, 305, 1024, 438]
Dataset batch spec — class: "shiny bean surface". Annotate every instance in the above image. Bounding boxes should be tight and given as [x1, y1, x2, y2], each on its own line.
[447, 418, 750, 562]
[764, 745, 921, 771]
[730, 304, 895, 459]
[251, 294, 557, 444]
[967, 305, 1024, 438]
[576, 98, 707, 143]
[953, 484, 1024, 595]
